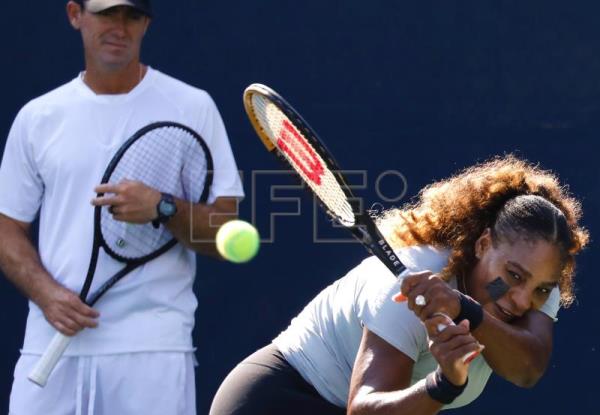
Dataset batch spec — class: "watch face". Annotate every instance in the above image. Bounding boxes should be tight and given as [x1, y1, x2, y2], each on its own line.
[159, 200, 176, 216]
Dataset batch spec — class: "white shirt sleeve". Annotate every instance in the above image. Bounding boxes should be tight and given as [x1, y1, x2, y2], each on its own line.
[0, 107, 44, 222]
[355, 247, 454, 361]
[197, 94, 244, 203]
[356, 265, 428, 362]
[539, 287, 561, 322]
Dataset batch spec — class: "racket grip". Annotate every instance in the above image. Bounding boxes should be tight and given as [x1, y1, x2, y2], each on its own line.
[28, 332, 73, 387]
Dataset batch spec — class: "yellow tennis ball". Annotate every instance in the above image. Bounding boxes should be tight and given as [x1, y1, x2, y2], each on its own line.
[216, 220, 260, 263]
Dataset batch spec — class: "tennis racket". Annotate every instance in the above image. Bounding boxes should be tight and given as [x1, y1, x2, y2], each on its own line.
[28, 121, 213, 387]
[242, 84, 480, 363]
[243, 83, 405, 277]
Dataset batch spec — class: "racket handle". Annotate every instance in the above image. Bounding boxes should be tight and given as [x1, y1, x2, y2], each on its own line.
[28, 332, 73, 387]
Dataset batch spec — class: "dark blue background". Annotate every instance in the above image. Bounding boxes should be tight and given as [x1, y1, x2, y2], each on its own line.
[1, 2, 598, 413]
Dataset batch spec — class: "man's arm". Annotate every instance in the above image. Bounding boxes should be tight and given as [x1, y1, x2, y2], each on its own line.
[92, 181, 239, 258]
[0, 214, 99, 336]
[166, 196, 239, 257]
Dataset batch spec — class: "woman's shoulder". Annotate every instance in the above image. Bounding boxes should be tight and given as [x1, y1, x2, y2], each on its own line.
[351, 245, 451, 290]
[396, 245, 451, 274]
[353, 245, 453, 337]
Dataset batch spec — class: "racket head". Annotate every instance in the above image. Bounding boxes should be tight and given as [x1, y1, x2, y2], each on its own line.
[243, 83, 356, 227]
[96, 121, 213, 263]
[243, 84, 407, 278]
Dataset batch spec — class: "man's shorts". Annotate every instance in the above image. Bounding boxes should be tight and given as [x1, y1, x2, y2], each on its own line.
[9, 351, 196, 415]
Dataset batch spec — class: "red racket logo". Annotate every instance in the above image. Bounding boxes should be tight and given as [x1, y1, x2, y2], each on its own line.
[277, 120, 324, 185]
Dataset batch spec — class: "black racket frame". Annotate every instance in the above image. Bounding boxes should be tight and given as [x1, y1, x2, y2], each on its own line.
[79, 121, 214, 305]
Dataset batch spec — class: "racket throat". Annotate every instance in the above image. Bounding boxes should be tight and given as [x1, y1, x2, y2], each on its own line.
[79, 244, 101, 302]
[354, 213, 405, 277]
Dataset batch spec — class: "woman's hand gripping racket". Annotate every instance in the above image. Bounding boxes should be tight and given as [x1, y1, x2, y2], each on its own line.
[28, 122, 213, 387]
[243, 84, 481, 363]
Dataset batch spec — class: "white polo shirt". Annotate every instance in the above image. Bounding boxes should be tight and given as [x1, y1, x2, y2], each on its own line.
[0, 67, 244, 356]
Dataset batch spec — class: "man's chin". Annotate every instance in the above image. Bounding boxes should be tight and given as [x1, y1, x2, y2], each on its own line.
[97, 49, 135, 66]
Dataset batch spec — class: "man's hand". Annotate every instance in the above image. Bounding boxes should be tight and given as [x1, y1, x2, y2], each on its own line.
[37, 282, 99, 336]
[395, 271, 462, 321]
[91, 180, 160, 223]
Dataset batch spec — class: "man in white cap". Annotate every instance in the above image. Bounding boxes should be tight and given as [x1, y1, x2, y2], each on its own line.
[81, 0, 153, 16]
[0, 1, 244, 414]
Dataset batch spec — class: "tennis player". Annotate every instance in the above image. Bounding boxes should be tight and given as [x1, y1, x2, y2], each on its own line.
[0, 1, 243, 414]
[209, 156, 588, 415]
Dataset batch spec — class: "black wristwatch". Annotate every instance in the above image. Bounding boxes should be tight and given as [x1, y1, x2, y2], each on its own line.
[152, 192, 177, 228]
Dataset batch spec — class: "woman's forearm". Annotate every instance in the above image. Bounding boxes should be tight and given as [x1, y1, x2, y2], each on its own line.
[349, 379, 443, 415]
[472, 310, 552, 387]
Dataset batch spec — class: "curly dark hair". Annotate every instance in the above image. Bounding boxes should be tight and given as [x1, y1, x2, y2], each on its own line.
[377, 155, 589, 307]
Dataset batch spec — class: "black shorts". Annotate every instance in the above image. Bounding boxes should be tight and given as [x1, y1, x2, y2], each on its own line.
[209, 343, 346, 415]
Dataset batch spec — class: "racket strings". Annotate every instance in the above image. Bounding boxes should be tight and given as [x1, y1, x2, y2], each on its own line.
[101, 125, 208, 259]
[250, 93, 355, 226]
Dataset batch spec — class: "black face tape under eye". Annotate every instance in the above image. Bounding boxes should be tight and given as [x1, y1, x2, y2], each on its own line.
[486, 276, 510, 301]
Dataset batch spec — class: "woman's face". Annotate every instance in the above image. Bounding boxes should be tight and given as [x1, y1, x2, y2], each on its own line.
[467, 229, 563, 323]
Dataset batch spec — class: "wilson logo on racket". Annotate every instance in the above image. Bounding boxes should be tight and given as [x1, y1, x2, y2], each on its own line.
[277, 120, 324, 185]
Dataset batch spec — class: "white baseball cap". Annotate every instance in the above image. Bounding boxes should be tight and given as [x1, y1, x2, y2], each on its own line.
[81, 0, 152, 17]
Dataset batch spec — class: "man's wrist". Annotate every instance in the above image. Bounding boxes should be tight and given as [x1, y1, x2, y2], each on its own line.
[153, 192, 177, 228]
[29, 273, 59, 308]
